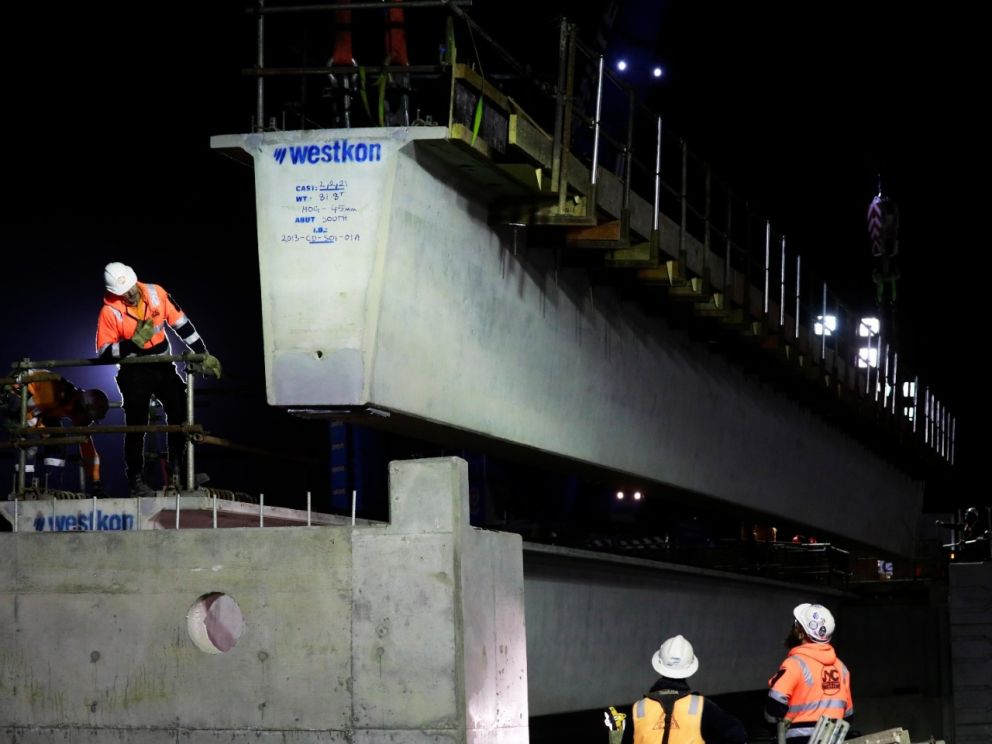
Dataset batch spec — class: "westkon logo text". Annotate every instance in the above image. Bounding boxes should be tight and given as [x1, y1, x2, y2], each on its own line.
[272, 141, 383, 165]
[33, 509, 136, 532]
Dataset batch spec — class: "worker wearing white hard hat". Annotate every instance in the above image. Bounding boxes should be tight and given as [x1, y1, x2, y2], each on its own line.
[605, 634, 746, 744]
[96, 262, 222, 495]
[766, 603, 853, 744]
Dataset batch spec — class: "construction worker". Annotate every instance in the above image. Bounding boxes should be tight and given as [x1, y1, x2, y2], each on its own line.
[2, 370, 109, 495]
[765, 603, 853, 743]
[609, 634, 746, 743]
[95, 262, 221, 496]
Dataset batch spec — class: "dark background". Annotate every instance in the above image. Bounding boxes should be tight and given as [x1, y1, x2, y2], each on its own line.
[1, 1, 984, 509]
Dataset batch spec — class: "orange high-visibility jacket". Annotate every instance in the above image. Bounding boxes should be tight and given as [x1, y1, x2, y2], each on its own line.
[96, 282, 204, 359]
[633, 694, 705, 744]
[20, 371, 100, 483]
[768, 642, 853, 738]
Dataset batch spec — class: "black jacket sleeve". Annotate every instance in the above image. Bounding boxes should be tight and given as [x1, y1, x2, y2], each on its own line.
[701, 697, 748, 744]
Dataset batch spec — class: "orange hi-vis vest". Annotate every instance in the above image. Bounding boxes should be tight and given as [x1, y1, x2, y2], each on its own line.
[19, 371, 100, 483]
[768, 643, 853, 738]
[633, 693, 705, 744]
[96, 282, 192, 358]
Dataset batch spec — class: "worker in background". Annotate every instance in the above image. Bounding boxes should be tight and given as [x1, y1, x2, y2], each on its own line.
[95, 262, 221, 496]
[938, 507, 990, 562]
[605, 634, 747, 743]
[765, 603, 853, 743]
[2, 370, 109, 495]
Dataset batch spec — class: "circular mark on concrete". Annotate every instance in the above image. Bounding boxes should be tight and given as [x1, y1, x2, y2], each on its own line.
[90, 651, 100, 663]
[186, 592, 245, 654]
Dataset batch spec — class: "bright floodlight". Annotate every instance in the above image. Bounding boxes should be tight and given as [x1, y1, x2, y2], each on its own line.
[858, 317, 880, 337]
[652, 67, 663, 78]
[633, 491, 643, 501]
[857, 346, 879, 368]
[617, 59, 628, 72]
[902, 380, 916, 397]
[616, 491, 625, 500]
[814, 314, 837, 336]
[903, 406, 916, 422]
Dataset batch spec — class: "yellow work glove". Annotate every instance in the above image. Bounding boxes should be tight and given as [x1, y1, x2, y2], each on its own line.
[604, 706, 626, 744]
[131, 319, 155, 347]
[201, 354, 222, 380]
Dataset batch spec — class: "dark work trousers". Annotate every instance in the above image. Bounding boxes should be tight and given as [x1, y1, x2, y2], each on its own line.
[116, 363, 188, 481]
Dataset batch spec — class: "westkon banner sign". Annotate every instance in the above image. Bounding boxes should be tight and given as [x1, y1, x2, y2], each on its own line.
[0, 496, 349, 532]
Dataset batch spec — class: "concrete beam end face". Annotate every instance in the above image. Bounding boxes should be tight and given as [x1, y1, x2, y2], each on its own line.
[387, 457, 470, 534]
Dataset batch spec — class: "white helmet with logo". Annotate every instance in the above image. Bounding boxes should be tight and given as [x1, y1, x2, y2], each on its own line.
[104, 262, 137, 295]
[651, 634, 699, 679]
[794, 603, 835, 642]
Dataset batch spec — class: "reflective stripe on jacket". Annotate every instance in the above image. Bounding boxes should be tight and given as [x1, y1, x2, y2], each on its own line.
[633, 694, 704, 744]
[95, 282, 187, 358]
[768, 642, 853, 737]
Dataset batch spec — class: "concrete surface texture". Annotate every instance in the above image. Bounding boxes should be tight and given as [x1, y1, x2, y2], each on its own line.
[0, 457, 528, 743]
[212, 127, 922, 557]
[949, 562, 992, 744]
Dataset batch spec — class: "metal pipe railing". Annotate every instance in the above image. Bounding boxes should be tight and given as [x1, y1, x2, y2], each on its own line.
[8, 354, 212, 495]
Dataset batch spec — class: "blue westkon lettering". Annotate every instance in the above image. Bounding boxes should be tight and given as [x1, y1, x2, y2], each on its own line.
[33, 510, 136, 532]
[284, 141, 382, 165]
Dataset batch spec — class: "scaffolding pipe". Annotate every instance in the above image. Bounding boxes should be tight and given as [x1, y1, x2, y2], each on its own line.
[256, 0, 265, 131]
[763, 221, 770, 316]
[186, 371, 195, 491]
[550, 19, 569, 196]
[779, 236, 786, 327]
[11, 353, 209, 370]
[912, 375, 919, 433]
[891, 352, 898, 415]
[883, 343, 890, 408]
[653, 117, 662, 231]
[15, 424, 202, 437]
[590, 55, 604, 186]
[17, 375, 27, 493]
[260, 493, 265, 527]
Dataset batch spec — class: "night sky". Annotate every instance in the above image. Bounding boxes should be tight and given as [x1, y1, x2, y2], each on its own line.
[2, 2, 984, 507]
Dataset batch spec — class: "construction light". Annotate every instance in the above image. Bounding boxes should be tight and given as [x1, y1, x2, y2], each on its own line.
[616, 59, 628, 72]
[902, 380, 916, 397]
[652, 67, 663, 78]
[633, 491, 643, 501]
[857, 347, 878, 368]
[903, 406, 916, 422]
[616, 491, 625, 500]
[858, 317, 880, 337]
[814, 314, 837, 336]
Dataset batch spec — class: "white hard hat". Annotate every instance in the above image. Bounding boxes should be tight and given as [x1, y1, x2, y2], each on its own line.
[104, 262, 137, 295]
[651, 634, 699, 679]
[793, 603, 835, 642]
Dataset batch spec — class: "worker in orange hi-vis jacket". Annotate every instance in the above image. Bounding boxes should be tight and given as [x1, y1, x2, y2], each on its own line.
[766, 603, 853, 744]
[2, 370, 110, 495]
[95, 262, 221, 496]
